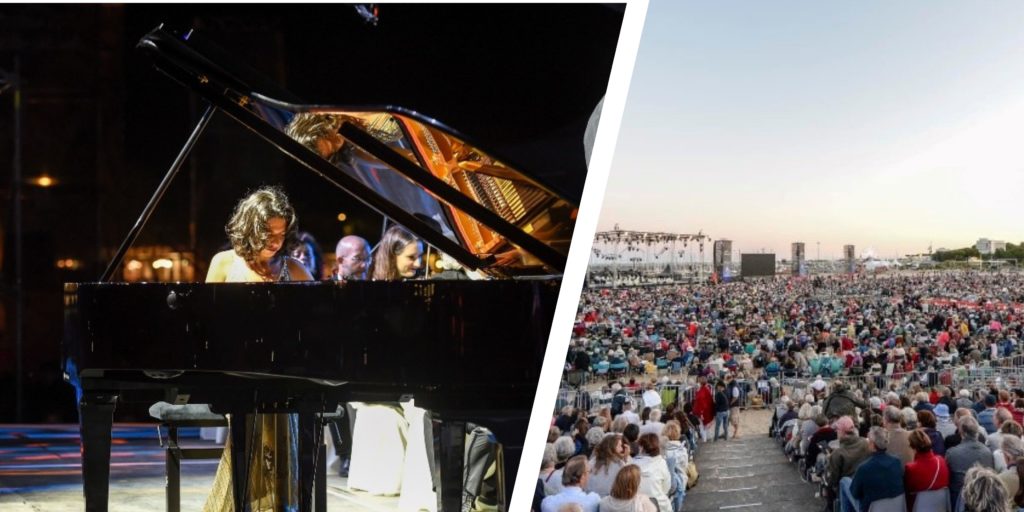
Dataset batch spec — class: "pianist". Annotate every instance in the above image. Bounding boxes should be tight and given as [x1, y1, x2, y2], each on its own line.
[203, 186, 311, 511]
[206, 186, 313, 283]
[369, 224, 424, 280]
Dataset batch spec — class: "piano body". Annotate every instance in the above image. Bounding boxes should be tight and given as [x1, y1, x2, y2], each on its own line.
[62, 25, 585, 511]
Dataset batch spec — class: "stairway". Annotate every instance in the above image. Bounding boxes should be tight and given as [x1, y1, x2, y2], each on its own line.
[682, 432, 824, 512]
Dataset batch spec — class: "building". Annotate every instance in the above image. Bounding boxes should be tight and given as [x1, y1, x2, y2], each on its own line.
[976, 238, 1007, 255]
[791, 242, 805, 275]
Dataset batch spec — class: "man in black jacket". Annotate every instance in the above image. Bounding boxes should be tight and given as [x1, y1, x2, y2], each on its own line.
[714, 381, 731, 441]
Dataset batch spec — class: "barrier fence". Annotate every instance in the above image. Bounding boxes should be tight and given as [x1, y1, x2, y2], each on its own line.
[555, 365, 1024, 415]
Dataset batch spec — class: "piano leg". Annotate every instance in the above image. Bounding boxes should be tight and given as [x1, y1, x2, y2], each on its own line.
[229, 414, 251, 512]
[437, 420, 467, 512]
[79, 393, 117, 512]
[296, 412, 317, 512]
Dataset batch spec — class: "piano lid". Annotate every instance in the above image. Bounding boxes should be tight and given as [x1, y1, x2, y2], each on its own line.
[138, 25, 576, 276]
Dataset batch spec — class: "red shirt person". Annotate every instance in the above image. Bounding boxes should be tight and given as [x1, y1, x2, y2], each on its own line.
[904, 429, 950, 510]
[693, 377, 715, 428]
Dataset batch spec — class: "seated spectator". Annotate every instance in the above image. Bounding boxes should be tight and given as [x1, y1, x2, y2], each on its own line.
[623, 424, 641, 458]
[840, 426, 905, 512]
[587, 434, 630, 497]
[540, 444, 561, 496]
[540, 455, 600, 512]
[620, 401, 641, 425]
[945, 407, 987, 451]
[639, 408, 665, 436]
[993, 420, 1023, 473]
[903, 428, 949, 510]
[917, 409, 946, 456]
[978, 394, 999, 434]
[633, 433, 673, 512]
[997, 435, 1024, 508]
[960, 466, 1008, 512]
[804, 414, 837, 482]
[985, 408, 1015, 453]
[573, 419, 592, 455]
[549, 426, 563, 443]
[946, 415, 994, 509]
[934, 403, 957, 438]
[883, 405, 914, 465]
[661, 421, 689, 484]
[597, 464, 657, 512]
[828, 417, 871, 502]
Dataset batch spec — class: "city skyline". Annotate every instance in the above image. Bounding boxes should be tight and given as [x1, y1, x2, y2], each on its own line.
[598, 1, 1024, 257]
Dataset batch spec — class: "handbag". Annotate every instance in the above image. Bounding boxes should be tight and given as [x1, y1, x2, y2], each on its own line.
[686, 461, 699, 489]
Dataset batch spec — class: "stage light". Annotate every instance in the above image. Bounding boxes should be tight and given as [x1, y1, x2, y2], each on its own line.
[337, 212, 348, 222]
[126, 260, 143, 271]
[34, 175, 54, 187]
[152, 259, 173, 269]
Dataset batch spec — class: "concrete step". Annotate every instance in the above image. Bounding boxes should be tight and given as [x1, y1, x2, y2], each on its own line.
[684, 481, 821, 512]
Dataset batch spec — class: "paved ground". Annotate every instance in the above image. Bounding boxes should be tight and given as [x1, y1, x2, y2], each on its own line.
[0, 424, 398, 512]
[684, 409, 824, 512]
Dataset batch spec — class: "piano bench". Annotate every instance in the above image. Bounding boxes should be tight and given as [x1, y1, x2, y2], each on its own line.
[149, 402, 227, 512]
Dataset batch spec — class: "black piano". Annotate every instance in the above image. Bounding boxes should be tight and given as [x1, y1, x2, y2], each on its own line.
[62, 24, 587, 511]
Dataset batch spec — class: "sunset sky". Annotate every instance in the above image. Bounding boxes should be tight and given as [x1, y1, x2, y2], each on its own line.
[598, 0, 1024, 260]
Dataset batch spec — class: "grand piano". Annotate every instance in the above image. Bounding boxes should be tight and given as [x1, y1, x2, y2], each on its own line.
[62, 24, 589, 511]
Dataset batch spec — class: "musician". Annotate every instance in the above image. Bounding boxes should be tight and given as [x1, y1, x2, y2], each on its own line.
[293, 231, 325, 280]
[203, 186, 311, 511]
[370, 224, 423, 280]
[206, 187, 313, 283]
[334, 235, 371, 281]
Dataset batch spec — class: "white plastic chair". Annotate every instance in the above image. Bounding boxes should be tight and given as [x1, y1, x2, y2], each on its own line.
[869, 494, 907, 512]
[912, 488, 950, 512]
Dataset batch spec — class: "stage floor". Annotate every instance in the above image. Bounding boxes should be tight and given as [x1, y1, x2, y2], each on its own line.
[0, 424, 399, 511]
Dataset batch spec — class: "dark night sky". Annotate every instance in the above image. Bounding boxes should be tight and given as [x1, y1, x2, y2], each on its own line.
[0, 3, 624, 421]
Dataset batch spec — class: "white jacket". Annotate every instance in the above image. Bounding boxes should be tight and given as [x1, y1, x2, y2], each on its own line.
[634, 454, 672, 512]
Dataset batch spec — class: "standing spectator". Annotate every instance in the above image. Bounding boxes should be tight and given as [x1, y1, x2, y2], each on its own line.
[541, 455, 600, 512]
[903, 429, 949, 510]
[946, 415, 995, 509]
[823, 381, 868, 420]
[726, 374, 743, 439]
[713, 381, 730, 441]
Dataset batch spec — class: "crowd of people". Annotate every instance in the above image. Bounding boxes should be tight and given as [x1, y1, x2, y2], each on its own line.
[773, 378, 1024, 512]
[545, 270, 1024, 512]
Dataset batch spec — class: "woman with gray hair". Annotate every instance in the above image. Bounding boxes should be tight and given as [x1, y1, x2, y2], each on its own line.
[960, 466, 1010, 512]
[997, 435, 1024, 510]
[540, 444, 563, 496]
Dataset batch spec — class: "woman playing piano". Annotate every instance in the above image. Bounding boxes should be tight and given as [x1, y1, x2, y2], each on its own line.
[206, 186, 313, 283]
[369, 224, 424, 280]
[204, 186, 311, 511]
